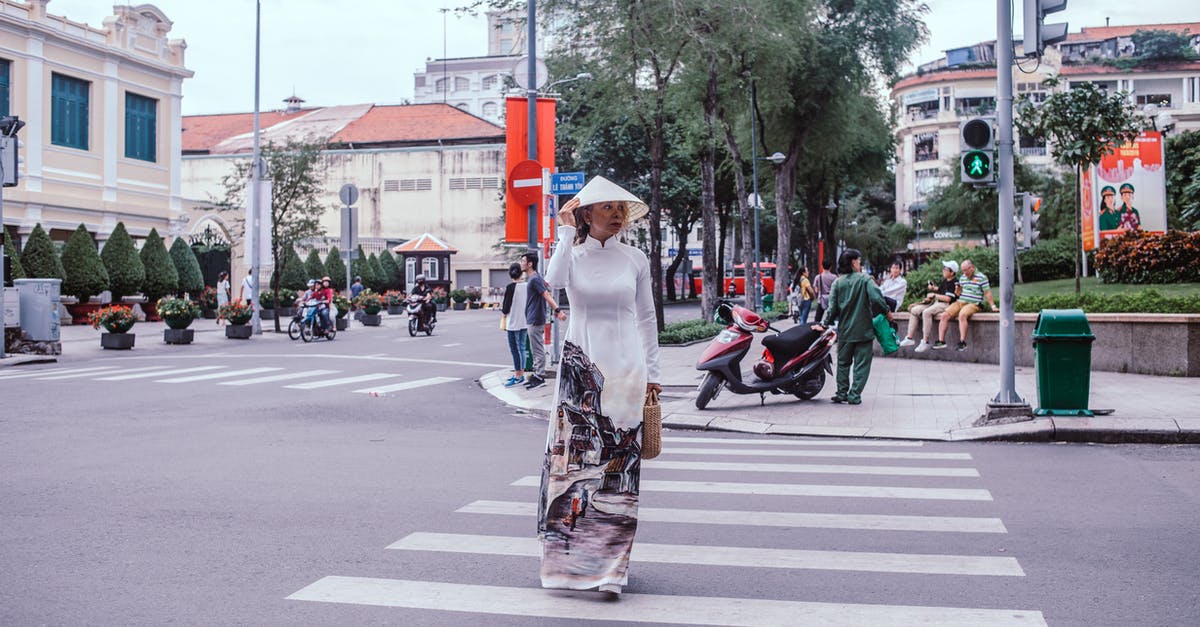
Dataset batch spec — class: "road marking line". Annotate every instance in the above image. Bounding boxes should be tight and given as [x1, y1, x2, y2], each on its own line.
[664, 436, 924, 447]
[644, 459, 978, 477]
[457, 500, 1007, 533]
[31, 366, 150, 380]
[511, 476, 992, 501]
[218, 369, 340, 386]
[0, 366, 114, 380]
[287, 576, 1046, 625]
[0, 367, 67, 378]
[388, 532, 1023, 576]
[96, 366, 223, 381]
[284, 373, 399, 389]
[665, 447, 971, 461]
[155, 367, 282, 383]
[353, 376, 460, 394]
[442, 342, 463, 347]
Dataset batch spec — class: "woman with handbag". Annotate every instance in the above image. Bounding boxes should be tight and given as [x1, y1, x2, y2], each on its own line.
[537, 176, 662, 596]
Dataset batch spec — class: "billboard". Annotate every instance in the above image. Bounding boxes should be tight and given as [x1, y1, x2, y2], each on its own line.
[504, 97, 557, 244]
[1083, 130, 1167, 251]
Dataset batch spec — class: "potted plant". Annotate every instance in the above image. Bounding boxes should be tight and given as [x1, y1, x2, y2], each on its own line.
[450, 288, 468, 311]
[200, 286, 219, 318]
[333, 294, 351, 331]
[139, 228, 178, 321]
[60, 224, 110, 324]
[89, 305, 137, 350]
[258, 289, 277, 321]
[433, 286, 449, 312]
[157, 296, 201, 344]
[385, 290, 405, 315]
[355, 290, 384, 326]
[219, 300, 254, 339]
[276, 287, 298, 318]
[466, 286, 482, 309]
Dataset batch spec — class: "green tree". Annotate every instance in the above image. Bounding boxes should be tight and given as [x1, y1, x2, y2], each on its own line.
[60, 224, 110, 302]
[303, 248, 325, 282]
[3, 228, 25, 280]
[100, 222, 145, 301]
[368, 253, 387, 292]
[1131, 29, 1198, 62]
[351, 245, 372, 288]
[139, 228, 179, 302]
[1166, 130, 1200, 230]
[278, 246, 307, 290]
[324, 246, 347, 291]
[214, 137, 329, 331]
[378, 249, 402, 291]
[1018, 78, 1147, 292]
[19, 224, 64, 280]
[169, 236, 205, 296]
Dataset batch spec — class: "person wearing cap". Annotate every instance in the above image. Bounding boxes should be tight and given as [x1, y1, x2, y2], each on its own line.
[315, 276, 334, 334]
[812, 248, 890, 405]
[1098, 185, 1120, 231]
[1118, 182, 1141, 231]
[899, 260, 958, 353]
[536, 176, 661, 596]
[936, 258, 995, 351]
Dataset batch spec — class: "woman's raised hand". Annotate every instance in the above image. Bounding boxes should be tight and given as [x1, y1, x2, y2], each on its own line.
[559, 198, 580, 228]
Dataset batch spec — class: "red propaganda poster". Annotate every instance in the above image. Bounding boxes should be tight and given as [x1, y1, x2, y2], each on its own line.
[1080, 166, 1096, 252]
[1086, 130, 1167, 248]
[505, 97, 557, 243]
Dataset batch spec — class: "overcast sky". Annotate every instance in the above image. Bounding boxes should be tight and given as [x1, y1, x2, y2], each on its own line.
[45, 0, 1200, 116]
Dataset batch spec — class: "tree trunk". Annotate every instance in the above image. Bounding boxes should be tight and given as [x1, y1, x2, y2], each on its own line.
[699, 59, 721, 322]
[1074, 164, 1082, 294]
[665, 252, 682, 301]
[718, 109, 753, 308]
[648, 126, 665, 330]
[773, 161, 796, 306]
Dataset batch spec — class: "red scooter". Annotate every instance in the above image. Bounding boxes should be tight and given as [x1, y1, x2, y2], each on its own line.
[694, 303, 836, 409]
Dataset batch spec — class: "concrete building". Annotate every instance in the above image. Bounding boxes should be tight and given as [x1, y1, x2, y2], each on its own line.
[0, 0, 192, 248]
[412, 54, 519, 126]
[891, 21, 1200, 249]
[180, 102, 513, 293]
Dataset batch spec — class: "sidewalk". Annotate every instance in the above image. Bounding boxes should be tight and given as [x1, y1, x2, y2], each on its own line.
[480, 325, 1200, 443]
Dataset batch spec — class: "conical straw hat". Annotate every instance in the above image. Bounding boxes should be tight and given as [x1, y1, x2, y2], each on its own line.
[570, 176, 649, 221]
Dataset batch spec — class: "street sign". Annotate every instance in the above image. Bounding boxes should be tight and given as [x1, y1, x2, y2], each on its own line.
[549, 171, 586, 195]
[508, 159, 544, 206]
[668, 248, 703, 258]
[339, 183, 359, 207]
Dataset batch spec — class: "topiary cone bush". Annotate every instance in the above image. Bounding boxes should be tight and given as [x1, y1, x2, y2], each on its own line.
[3, 228, 25, 281]
[60, 224, 110, 302]
[278, 246, 308, 290]
[139, 228, 179, 302]
[379, 249, 403, 291]
[324, 246, 347, 291]
[368, 253, 388, 292]
[303, 248, 325, 282]
[169, 236, 204, 296]
[101, 222, 145, 301]
[19, 224, 64, 280]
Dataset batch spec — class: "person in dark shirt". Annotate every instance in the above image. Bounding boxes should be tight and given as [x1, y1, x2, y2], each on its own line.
[898, 260, 958, 353]
[410, 275, 436, 323]
[520, 251, 565, 389]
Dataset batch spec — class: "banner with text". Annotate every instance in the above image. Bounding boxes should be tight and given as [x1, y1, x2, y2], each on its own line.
[1085, 130, 1167, 251]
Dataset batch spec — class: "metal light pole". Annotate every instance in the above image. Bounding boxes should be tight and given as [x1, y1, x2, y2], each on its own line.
[525, 0, 538, 254]
[247, 0, 263, 335]
[749, 82, 762, 313]
[988, 0, 1028, 415]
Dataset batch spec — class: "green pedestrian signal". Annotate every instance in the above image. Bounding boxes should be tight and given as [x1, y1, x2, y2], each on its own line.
[959, 117, 996, 184]
[962, 150, 992, 180]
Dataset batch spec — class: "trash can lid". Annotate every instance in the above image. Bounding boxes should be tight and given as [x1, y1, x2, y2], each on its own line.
[1032, 308, 1094, 338]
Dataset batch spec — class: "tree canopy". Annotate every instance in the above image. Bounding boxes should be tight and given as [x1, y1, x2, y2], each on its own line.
[100, 223, 145, 301]
[169, 236, 205, 296]
[20, 224, 64, 281]
[140, 228, 180, 302]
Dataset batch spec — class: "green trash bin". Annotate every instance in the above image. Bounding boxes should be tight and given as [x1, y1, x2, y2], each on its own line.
[1032, 308, 1095, 417]
[761, 294, 774, 313]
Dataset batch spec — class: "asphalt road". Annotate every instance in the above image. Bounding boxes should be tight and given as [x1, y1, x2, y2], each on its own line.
[1, 308, 1198, 626]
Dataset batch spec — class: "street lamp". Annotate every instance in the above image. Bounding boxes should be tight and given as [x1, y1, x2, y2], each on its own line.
[542, 72, 592, 94]
[749, 80, 786, 312]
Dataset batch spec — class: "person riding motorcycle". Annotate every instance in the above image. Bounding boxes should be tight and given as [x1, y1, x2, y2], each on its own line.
[410, 274, 437, 324]
[314, 276, 334, 334]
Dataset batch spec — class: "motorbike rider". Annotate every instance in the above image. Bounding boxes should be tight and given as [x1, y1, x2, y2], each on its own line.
[297, 279, 317, 309]
[410, 274, 437, 325]
[315, 276, 334, 334]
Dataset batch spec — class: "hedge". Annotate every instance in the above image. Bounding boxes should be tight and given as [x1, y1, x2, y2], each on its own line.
[1095, 230, 1200, 284]
[3, 229, 24, 280]
[101, 222, 145, 301]
[60, 224, 109, 301]
[903, 239, 1083, 307]
[1013, 289, 1200, 314]
[658, 319, 725, 345]
[139, 228, 179, 302]
[19, 224, 64, 281]
[169, 236, 205, 296]
[324, 246, 347, 290]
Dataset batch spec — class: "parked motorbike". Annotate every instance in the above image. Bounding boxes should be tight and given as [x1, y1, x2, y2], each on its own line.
[694, 303, 835, 410]
[406, 294, 435, 337]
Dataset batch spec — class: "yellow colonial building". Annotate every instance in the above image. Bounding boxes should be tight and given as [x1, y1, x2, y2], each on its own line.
[0, 0, 192, 248]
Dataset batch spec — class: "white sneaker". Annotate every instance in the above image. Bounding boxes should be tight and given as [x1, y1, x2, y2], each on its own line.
[915, 340, 930, 353]
[898, 337, 915, 348]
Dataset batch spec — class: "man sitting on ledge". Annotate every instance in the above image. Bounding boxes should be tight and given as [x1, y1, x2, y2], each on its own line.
[935, 258, 995, 351]
[899, 259, 958, 353]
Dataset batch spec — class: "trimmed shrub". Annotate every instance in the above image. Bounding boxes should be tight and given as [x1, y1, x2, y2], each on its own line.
[3, 229, 24, 280]
[1014, 288, 1200, 313]
[19, 224, 64, 280]
[658, 319, 725, 345]
[169, 236, 205, 296]
[60, 224, 110, 301]
[368, 253, 388, 292]
[139, 228, 179, 302]
[1095, 230, 1200, 284]
[278, 246, 307, 290]
[303, 248, 325, 283]
[1017, 238, 1077, 283]
[324, 246, 347, 290]
[379, 249, 403, 290]
[101, 222, 145, 301]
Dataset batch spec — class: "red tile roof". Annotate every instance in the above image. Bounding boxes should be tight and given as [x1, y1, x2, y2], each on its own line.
[182, 103, 503, 154]
[393, 233, 458, 253]
[893, 68, 996, 93]
[1066, 22, 1200, 43]
[1060, 60, 1200, 75]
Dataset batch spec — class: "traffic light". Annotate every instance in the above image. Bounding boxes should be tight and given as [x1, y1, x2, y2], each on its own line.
[1021, 193, 1042, 249]
[960, 117, 995, 185]
[1022, 0, 1068, 58]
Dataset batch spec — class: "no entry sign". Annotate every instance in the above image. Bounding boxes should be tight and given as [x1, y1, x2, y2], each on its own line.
[508, 159, 544, 206]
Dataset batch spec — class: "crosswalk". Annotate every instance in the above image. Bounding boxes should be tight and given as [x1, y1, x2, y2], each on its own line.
[287, 434, 1046, 625]
[0, 364, 460, 396]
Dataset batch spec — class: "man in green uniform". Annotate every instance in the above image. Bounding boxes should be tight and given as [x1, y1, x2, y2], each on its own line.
[812, 249, 890, 405]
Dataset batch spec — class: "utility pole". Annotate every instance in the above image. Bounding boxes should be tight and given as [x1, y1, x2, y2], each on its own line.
[986, 0, 1030, 418]
[249, 0, 263, 335]
[526, 0, 538, 255]
[748, 82, 761, 313]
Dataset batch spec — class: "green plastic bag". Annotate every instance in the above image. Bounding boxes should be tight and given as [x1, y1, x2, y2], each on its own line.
[873, 313, 899, 355]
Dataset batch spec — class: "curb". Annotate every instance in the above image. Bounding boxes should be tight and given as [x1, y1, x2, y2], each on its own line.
[0, 354, 59, 368]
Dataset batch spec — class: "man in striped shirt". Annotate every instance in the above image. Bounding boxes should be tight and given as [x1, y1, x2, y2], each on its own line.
[935, 259, 995, 351]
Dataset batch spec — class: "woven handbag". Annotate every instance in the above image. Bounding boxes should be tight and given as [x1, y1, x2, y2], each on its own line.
[643, 388, 662, 459]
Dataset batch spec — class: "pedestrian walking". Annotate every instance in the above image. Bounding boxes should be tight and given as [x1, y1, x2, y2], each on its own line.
[216, 271, 231, 325]
[791, 266, 815, 325]
[813, 249, 889, 405]
[501, 263, 528, 387]
[349, 276, 365, 320]
[537, 176, 661, 596]
[812, 258, 837, 324]
[239, 272, 255, 309]
[520, 252, 563, 389]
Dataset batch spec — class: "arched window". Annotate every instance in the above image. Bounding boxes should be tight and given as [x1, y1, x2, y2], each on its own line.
[454, 76, 470, 92]
[435, 78, 448, 93]
[482, 75, 497, 90]
[455, 103, 470, 112]
[422, 258, 439, 279]
[482, 102, 498, 117]
[405, 258, 416, 288]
